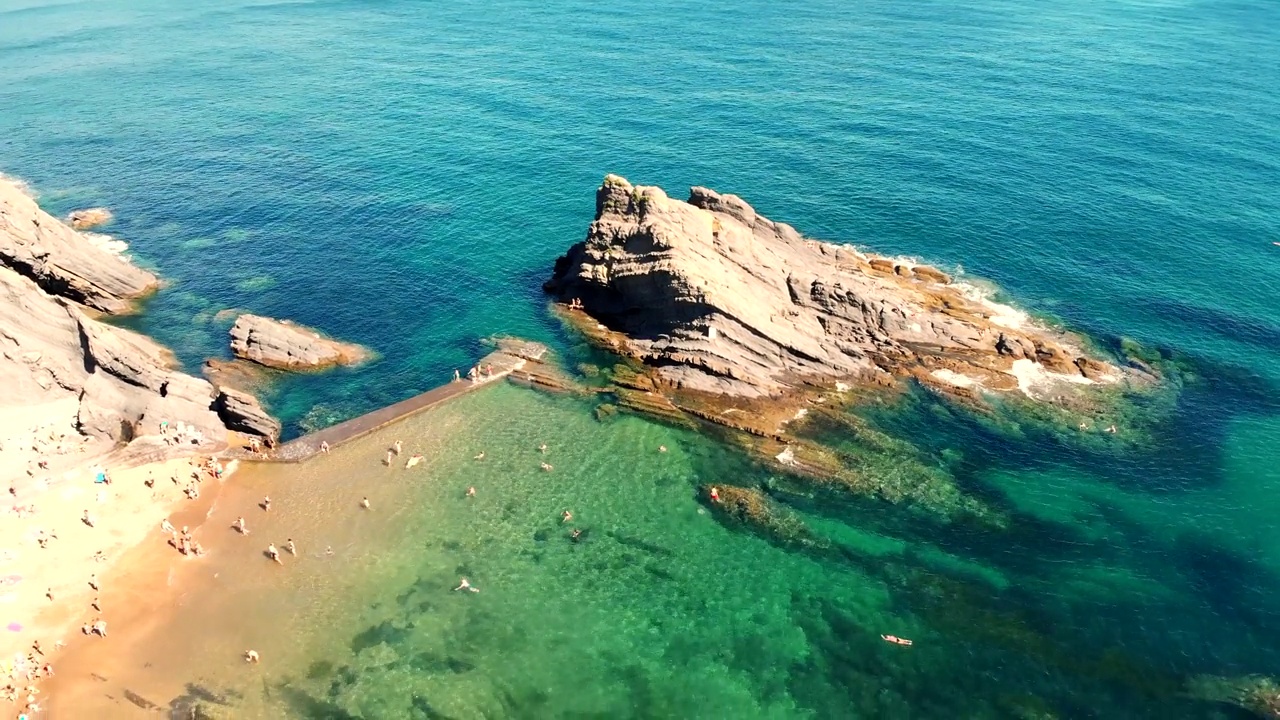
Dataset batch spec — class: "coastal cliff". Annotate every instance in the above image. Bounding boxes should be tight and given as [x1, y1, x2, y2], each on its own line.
[0, 177, 276, 466]
[546, 175, 1125, 402]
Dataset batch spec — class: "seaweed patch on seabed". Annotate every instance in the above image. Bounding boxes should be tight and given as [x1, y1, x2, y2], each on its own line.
[164, 682, 241, 719]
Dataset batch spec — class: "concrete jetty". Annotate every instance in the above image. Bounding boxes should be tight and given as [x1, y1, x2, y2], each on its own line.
[258, 338, 548, 463]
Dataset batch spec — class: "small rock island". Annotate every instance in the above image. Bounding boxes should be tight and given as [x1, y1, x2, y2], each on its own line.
[546, 174, 1125, 404]
[229, 314, 369, 371]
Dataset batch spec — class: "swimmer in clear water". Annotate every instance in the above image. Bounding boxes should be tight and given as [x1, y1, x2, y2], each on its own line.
[561, 510, 573, 523]
[454, 577, 479, 593]
[466, 486, 476, 498]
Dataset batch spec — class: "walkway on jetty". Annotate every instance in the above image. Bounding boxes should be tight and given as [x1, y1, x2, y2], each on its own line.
[262, 339, 548, 463]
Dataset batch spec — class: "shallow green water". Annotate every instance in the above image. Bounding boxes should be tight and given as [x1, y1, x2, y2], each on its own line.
[52, 379, 1270, 719]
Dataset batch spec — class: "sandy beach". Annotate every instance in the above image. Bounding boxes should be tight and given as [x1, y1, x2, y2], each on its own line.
[0, 398, 238, 717]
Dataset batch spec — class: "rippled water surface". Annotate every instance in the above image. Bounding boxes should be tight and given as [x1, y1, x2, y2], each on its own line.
[3, 0, 1280, 717]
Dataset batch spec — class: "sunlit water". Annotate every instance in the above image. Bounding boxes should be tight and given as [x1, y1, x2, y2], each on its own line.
[3, 0, 1280, 717]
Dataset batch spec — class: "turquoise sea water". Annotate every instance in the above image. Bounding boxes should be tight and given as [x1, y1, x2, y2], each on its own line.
[3, 0, 1280, 717]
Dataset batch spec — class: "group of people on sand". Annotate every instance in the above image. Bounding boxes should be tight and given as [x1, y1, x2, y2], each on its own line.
[5, 451, 234, 715]
[2, 641, 55, 715]
[157, 418, 208, 447]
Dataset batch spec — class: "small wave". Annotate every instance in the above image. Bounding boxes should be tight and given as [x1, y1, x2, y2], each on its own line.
[80, 231, 130, 255]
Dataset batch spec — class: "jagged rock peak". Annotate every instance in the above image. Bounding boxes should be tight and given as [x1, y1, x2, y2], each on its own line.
[546, 175, 1119, 398]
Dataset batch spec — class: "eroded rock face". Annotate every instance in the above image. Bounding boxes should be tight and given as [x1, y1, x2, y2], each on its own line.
[229, 314, 368, 370]
[0, 176, 280, 448]
[213, 386, 282, 439]
[0, 179, 156, 313]
[546, 175, 1120, 398]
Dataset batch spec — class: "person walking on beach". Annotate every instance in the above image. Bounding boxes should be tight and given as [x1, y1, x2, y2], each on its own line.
[320, 440, 330, 454]
[393, 441, 402, 456]
[235, 517, 249, 534]
[286, 539, 296, 556]
[91, 620, 107, 638]
[385, 450, 394, 466]
[266, 544, 282, 564]
[161, 518, 175, 534]
[82, 510, 94, 528]
[262, 496, 271, 512]
[360, 497, 371, 509]
[454, 578, 478, 593]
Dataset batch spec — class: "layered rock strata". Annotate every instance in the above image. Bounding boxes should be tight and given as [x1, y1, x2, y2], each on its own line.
[1, 184, 154, 314]
[229, 314, 368, 370]
[546, 175, 1123, 400]
[0, 177, 278, 450]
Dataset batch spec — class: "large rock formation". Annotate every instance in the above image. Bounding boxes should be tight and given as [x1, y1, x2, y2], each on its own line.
[0, 177, 279, 458]
[0, 180, 156, 313]
[229, 314, 368, 370]
[545, 175, 1121, 399]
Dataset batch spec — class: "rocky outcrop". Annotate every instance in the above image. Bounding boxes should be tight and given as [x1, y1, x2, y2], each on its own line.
[546, 175, 1123, 399]
[0, 179, 156, 313]
[213, 386, 281, 439]
[68, 207, 113, 229]
[229, 314, 369, 370]
[0, 176, 280, 452]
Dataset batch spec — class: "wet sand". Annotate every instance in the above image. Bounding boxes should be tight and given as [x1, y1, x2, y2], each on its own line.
[40, 401, 477, 717]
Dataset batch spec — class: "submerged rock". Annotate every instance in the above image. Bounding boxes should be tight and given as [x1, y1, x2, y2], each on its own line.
[1186, 674, 1280, 718]
[545, 174, 1125, 400]
[0, 178, 156, 313]
[229, 314, 369, 370]
[68, 207, 114, 229]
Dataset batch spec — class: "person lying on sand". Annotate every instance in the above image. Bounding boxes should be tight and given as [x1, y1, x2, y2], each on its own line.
[244, 649, 260, 663]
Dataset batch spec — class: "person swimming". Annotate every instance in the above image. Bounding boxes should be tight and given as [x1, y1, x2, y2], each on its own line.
[474, 452, 485, 461]
[881, 634, 913, 646]
[466, 487, 476, 498]
[454, 577, 479, 593]
[561, 510, 573, 523]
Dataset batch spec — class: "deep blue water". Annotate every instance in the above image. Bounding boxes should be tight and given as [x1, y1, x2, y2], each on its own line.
[3, 0, 1280, 717]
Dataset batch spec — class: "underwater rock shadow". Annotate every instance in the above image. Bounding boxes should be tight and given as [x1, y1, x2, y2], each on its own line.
[1142, 297, 1280, 355]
